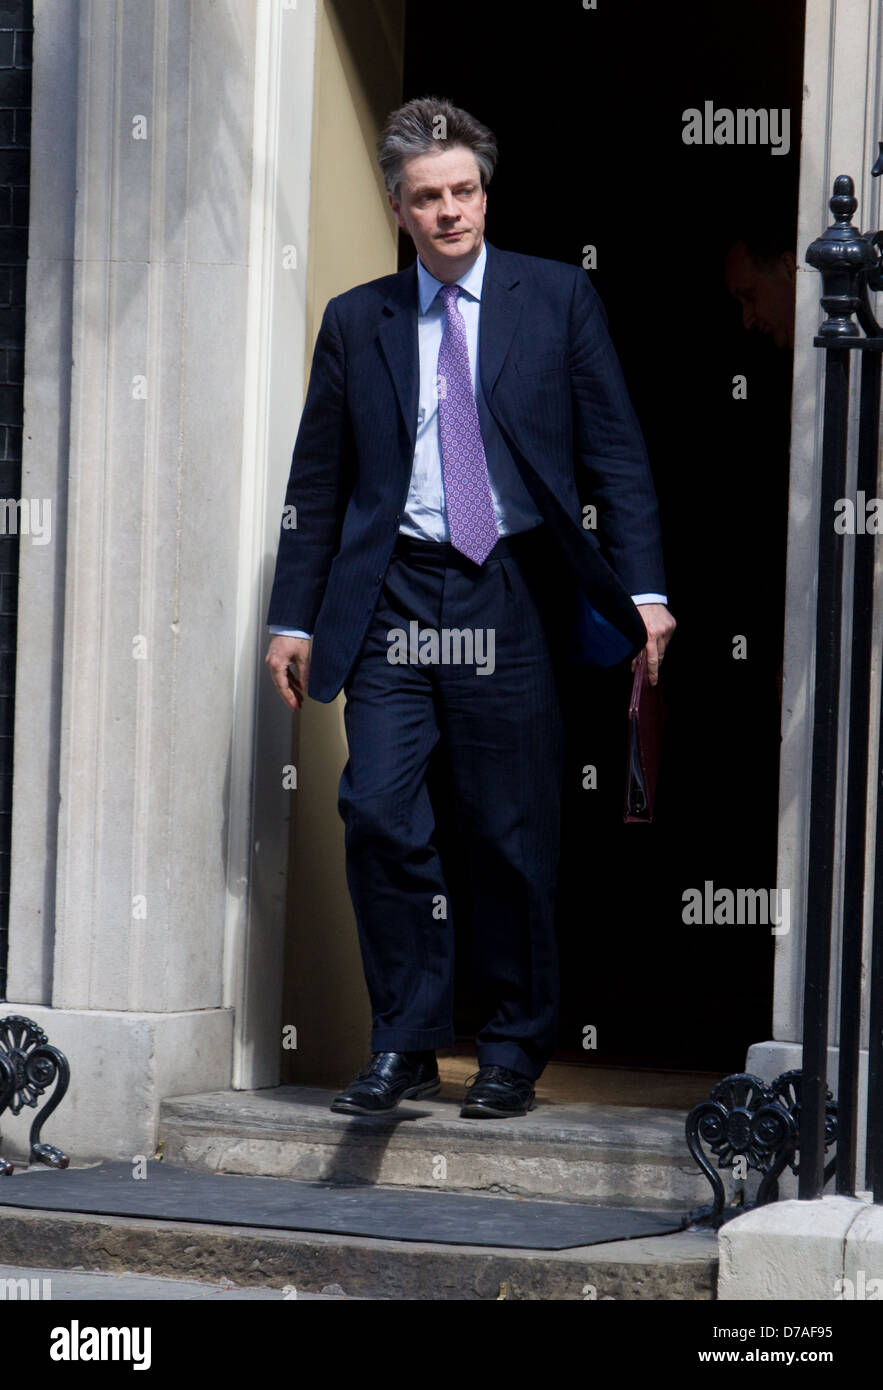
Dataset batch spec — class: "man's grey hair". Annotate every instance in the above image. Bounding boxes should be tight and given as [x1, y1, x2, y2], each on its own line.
[377, 97, 498, 198]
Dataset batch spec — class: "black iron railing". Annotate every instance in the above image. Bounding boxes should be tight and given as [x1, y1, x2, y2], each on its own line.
[801, 163, 883, 1203]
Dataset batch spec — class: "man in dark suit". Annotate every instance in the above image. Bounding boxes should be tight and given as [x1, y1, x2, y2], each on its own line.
[265, 98, 675, 1118]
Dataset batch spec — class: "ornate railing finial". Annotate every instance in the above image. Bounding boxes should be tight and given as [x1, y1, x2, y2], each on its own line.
[806, 175, 877, 338]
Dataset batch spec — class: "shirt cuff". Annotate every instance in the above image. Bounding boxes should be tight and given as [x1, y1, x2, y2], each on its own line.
[630, 593, 668, 607]
[268, 626, 312, 639]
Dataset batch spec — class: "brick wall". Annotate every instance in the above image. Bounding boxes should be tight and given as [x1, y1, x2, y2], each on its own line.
[0, 0, 31, 996]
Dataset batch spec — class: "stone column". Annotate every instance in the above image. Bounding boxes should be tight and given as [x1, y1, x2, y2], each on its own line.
[747, 0, 883, 1194]
[3, 0, 317, 1157]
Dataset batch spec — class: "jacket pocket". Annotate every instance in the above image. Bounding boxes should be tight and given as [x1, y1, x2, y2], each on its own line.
[515, 351, 567, 376]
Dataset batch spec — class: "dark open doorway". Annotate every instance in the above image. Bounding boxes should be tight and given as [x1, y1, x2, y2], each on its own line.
[404, 0, 805, 1073]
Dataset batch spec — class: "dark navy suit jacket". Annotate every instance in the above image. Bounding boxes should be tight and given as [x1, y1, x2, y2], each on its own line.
[267, 240, 667, 703]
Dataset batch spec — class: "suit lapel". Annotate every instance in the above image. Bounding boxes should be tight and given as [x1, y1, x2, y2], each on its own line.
[479, 241, 522, 396]
[377, 263, 419, 456]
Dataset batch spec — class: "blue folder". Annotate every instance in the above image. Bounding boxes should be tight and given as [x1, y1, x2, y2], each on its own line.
[573, 592, 637, 668]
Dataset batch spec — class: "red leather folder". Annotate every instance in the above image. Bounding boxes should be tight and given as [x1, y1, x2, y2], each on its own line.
[623, 649, 665, 823]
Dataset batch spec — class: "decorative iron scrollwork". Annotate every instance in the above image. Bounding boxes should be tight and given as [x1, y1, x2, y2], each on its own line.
[685, 1070, 837, 1227]
[0, 1016, 70, 1175]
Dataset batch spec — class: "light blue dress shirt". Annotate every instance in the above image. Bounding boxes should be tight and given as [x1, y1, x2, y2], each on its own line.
[399, 241, 542, 543]
[270, 241, 665, 638]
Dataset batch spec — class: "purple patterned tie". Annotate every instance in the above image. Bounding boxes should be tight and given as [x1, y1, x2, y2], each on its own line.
[436, 283, 499, 564]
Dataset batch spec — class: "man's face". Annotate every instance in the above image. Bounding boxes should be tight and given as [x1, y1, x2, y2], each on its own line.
[389, 145, 487, 282]
[725, 241, 796, 349]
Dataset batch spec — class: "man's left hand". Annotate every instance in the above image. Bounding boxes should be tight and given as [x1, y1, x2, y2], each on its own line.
[633, 603, 676, 687]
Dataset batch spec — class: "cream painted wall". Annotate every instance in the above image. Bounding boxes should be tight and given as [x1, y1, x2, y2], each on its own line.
[282, 0, 404, 1086]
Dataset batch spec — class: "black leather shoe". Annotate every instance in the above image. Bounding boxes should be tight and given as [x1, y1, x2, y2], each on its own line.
[330, 1050, 440, 1114]
[460, 1064, 536, 1118]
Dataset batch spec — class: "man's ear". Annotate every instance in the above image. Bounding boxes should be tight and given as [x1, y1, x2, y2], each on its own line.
[388, 191, 404, 229]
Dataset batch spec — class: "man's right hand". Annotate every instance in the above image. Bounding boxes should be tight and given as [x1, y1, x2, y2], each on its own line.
[265, 635, 311, 711]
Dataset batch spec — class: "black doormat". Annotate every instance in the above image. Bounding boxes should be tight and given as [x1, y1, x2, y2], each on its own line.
[0, 1162, 686, 1251]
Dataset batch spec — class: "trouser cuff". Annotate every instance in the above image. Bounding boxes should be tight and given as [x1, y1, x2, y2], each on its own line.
[475, 1043, 547, 1082]
[371, 1024, 455, 1052]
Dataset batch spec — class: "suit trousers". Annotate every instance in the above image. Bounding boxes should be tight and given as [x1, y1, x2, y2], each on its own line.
[337, 522, 571, 1081]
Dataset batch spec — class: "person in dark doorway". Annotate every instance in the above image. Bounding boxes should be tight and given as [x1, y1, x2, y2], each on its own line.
[724, 235, 797, 349]
[264, 98, 675, 1118]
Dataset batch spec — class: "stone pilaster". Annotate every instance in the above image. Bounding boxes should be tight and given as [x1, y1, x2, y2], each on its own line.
[748, 0, 883, 1193]
[3, 0, 318, 1155]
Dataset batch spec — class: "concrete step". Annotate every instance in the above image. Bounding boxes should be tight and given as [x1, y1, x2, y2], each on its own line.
[158, 1084, 735, 1212]
[0, 1190, 719, 1300]
[0, 1261, 363, 1300]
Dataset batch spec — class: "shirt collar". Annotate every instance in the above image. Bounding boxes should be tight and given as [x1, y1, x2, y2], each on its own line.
[417, 239, 487, 314]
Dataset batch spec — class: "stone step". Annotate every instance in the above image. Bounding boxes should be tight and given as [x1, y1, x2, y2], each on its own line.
[0, 1195, 719, 1300]
[158, 1084, 735, 1212]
